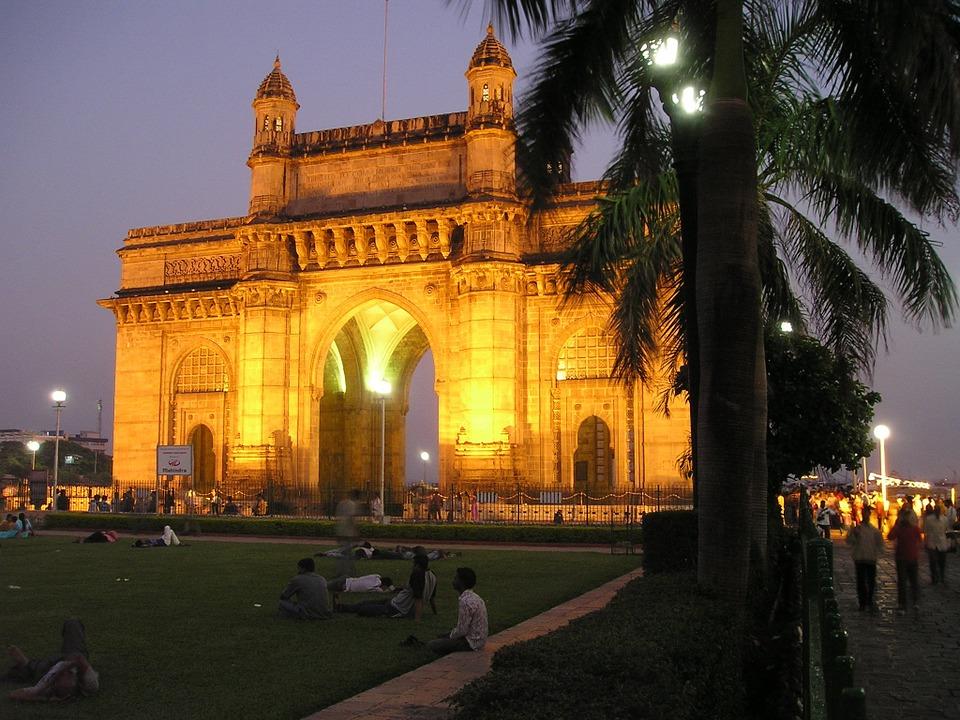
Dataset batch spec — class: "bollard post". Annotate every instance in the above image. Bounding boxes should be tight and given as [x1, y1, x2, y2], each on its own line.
[839, 687, 866, 720]
[827, 655, 855, 719]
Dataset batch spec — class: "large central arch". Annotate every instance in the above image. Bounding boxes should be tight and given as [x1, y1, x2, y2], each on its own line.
[310, 293, 440, 507]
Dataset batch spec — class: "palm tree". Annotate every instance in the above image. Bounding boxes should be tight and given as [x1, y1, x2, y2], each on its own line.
[463, 0, 960, 599]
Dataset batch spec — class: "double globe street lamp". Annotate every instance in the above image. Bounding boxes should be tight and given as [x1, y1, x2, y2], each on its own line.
[641, 27, 706, 491]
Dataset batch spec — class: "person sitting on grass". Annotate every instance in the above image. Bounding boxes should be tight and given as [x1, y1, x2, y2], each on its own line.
[222, 496, 240, 515]
[337, 554, 436, 619]
[16, 513, 35, 538]
[132, 525, 181, 547]
[0, 513, 19, 539]
[279, 557, 331, 620]
[426, 567, 488, 655]
[5, 619, 100, 702]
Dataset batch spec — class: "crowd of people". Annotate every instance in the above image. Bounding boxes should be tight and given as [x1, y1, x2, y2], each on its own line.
[0, 512, 34, 539]
[805, 487, 958, 617]
[276, 552, 488, 657]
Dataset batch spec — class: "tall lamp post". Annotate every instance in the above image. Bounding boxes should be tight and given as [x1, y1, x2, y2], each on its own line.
[420, 451, 430, 485]
[51, 390, 67, 509]
[26, 440, 40, 470]
[642, 28, 706, 505]
[873, 424, 891, 504]
[374, 379, 391, 524]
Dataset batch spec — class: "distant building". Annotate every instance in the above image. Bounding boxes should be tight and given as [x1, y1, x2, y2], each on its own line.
[0, 429, 107, 454]
[99, 27, 689, 500]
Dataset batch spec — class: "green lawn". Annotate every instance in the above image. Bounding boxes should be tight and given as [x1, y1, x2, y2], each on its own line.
[0, 536, 640, 720]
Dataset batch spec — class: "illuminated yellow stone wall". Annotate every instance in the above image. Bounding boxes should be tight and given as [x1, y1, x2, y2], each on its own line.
[99, 28, 690, 502]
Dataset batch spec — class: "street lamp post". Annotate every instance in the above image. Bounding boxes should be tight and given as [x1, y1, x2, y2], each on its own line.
[374, 380, 391, 524]
[873, 424, 891, 504]
[420, 451, 430, 485]
[26, 440, 40, 470]
[642, 27, 706, 506]
[51, 390, 67, 509]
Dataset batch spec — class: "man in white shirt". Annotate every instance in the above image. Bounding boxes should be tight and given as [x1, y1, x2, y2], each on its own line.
[428, 567, 488, 655]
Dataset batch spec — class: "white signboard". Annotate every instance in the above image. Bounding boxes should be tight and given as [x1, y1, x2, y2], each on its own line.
[157, 445, 193, 476]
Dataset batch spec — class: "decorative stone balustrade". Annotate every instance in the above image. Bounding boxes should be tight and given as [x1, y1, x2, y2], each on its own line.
[294, 112, 467, 155]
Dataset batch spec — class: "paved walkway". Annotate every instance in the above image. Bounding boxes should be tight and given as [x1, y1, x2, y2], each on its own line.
[301, 567, 643, 720]
[831, 539, 960, 720]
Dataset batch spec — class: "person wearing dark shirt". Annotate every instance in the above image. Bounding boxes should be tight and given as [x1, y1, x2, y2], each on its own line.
[222, 496, 240, 515]
[5, 619, 100, 702]
[278, 558, 331, 620]
[888, 504, 923, 616]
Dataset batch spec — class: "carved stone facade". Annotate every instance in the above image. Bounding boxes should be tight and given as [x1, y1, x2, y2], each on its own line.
[99, 27, 689, 502]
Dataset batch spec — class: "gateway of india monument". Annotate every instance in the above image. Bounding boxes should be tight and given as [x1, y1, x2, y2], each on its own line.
[99, 26, 689, 508]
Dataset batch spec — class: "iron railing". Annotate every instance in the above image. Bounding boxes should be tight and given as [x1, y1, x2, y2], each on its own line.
[2, 478, 692, 526]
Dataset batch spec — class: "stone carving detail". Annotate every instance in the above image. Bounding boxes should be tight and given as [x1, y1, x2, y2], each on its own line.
[104, 290, 241, 326]
[235, 285, 297, 309]
[424, 283, 437, 297]
[540, 225, 576, 252]
[314, 291, 327, 304]
[164, 255, 241, 284]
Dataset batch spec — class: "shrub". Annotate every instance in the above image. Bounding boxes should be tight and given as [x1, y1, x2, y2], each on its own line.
[451, 572, 743, 720]
[642, 510, 697, 574]
[40, 513, 639, 545]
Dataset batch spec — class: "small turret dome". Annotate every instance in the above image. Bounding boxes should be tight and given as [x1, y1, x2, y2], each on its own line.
[469, 25, 513, 70]
[256, 56, 297, 103]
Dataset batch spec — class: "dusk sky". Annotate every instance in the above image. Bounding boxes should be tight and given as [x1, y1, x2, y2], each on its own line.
[2, 1, 958, 483]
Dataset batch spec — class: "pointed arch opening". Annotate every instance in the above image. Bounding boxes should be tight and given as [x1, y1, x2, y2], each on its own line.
[316, 298, 437, 510]
[189, 424, 216, 494]
[573, 416, 613, 496]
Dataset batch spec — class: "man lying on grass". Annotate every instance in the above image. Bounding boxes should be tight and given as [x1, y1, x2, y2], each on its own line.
[337, 554, 436, 619]
[5, 619, 100, 702]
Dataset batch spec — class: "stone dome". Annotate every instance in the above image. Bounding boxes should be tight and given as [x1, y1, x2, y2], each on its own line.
[468, 25, 513, 70]
[256, 56, 297, 103]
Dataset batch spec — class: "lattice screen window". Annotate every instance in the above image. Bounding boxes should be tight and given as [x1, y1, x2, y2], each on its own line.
[175, 347, 229, 393]
[557, 327, 615, 380]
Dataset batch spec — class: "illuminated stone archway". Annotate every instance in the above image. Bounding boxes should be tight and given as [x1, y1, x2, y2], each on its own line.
[101, 27, 692, 499]
[316, 299, 434, 500]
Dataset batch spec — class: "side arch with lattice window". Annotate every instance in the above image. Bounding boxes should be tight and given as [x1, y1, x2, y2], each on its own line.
[556, 326, 616, 381]
[174, 346, 230, 393]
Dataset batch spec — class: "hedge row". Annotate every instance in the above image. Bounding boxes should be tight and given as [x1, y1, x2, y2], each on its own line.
[451, 571, 743, 720]
[40, 512, 640, 545]
[641, 510, 697, 574]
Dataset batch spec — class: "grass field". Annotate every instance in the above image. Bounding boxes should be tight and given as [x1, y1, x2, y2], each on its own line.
[0, 536, 640, 720]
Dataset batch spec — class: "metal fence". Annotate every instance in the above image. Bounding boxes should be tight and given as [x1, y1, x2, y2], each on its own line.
[1, 477, 692, 526]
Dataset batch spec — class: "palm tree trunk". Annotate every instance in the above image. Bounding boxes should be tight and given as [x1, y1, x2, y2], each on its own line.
[696, 0, 766, 601]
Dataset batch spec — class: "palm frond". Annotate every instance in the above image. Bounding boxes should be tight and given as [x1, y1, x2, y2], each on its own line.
[757, 198, 805, 328]
[815, 0, 960, 158]
[561, 173, 680, 296]
[770, 193, 889, 370]
[805, 173, 958, 327]
[512, 0, 654, 203]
